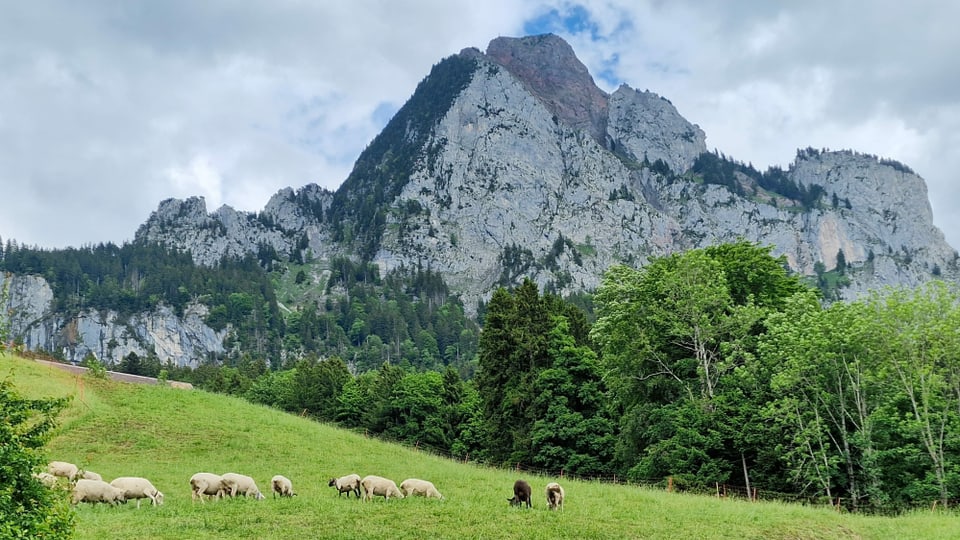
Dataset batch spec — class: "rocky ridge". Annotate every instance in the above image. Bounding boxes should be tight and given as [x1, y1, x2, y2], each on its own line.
[133, 34, 960, 309]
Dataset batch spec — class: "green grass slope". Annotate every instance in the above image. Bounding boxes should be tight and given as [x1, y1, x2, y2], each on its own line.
[3, 353, 957, 540]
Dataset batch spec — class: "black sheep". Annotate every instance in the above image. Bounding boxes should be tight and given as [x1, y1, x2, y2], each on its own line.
[508, 479, 532, 508]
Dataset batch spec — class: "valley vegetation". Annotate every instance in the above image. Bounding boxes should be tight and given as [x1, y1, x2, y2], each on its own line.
[3, 239, 960, 513]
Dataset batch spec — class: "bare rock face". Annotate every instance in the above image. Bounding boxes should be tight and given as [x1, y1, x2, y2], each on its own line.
[486, 34, 610, 146]
[607, 85, 707, 174]
[1, 273, 226, 368]
[135, 185, 335, 267]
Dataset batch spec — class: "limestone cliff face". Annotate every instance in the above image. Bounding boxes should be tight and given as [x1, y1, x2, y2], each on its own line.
[137, 33, 955, 312]
[2, 273, 227, 368]
[135, 184, 335, 266]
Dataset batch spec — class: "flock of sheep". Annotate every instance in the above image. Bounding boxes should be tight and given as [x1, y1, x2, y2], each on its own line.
[37, 460, 565, 512]
[37, 461, 164, 508]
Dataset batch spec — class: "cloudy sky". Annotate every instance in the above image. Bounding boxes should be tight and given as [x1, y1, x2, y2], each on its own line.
[3, 1, 958, 250]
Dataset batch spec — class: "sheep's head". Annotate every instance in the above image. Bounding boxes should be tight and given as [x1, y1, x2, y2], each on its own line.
[155, 491, 165, 505]
[327, 478, 337, 487]
[254, 490, 265, 501]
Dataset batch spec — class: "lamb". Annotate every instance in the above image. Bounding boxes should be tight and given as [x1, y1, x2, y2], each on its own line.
[221, 472, 266, 500]
[328, 473, 362, 498]
[271, 475, 295, 498]
[190, 472, 226, 503]
[33, 472, 59, 488]
[508, 479, 532, 508]
[360, 475, 404, 502]
[399, 478, 444, 500]
[110, 477, 164, 508]
[545, 482, 565, 511]
[47, 461, 79, 481]
[72, 478, 126, 505]
[80, 470, 103, 482]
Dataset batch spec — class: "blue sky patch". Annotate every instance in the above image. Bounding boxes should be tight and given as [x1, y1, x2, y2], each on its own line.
[523, 4, 599, 39]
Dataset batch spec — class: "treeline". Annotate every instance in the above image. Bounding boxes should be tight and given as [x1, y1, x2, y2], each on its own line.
[149, 277, 615, 479]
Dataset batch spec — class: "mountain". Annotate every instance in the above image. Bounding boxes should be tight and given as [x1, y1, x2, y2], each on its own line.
[4, 34, 957, 366]
[139, 34, 958, 305]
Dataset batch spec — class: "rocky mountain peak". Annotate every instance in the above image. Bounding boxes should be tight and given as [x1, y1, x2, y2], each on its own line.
[485, 34, 609, 144]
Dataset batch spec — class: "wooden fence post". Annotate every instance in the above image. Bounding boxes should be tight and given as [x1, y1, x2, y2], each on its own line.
[667, 476, 673, 493]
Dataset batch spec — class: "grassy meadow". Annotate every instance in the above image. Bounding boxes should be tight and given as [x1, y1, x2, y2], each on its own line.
[3, 352, 958, 539]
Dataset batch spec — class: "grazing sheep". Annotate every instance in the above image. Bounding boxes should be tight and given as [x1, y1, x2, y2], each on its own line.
[221, 472, 266, 500]
[399, 478, 444, 500]
[47, 461, 80, 481]
[72, 479, 126, 506]
[80, 470, 103, 482]
[190, 472, 226, 503]
[328, 473, 362, 498]
[545, 482, 565, 511]
[508, 479, 532, 508]
[33, 472, 59, 488]
[271, 475, 295, 498]
[360, 475, 404, 502]
[110, 477, 164, 508]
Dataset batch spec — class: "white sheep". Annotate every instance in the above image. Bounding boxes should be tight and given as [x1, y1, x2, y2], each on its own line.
[328, 473, 362, 498]
[72, 479, 126, 505]
[80, 470, 103, 482]
[47, 461, 79, 481]
[190, 472, 226, 503]
[399, 478, 444, 500]
[221, 472, 265, 500]
[33, 471, 59, 488]
[110, 477, 164, 508]
[545, 482, 565, 511]
[360, 475, 404, 502]
[271, 475, 295, 498]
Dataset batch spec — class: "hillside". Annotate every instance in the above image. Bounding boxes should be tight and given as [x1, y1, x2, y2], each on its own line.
[3, 353, 956, 540]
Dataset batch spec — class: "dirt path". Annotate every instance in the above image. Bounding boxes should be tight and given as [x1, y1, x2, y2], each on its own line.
[32, 358, 193, 389]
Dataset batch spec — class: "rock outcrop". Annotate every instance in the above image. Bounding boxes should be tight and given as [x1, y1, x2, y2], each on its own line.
[2, 273, 227, 368]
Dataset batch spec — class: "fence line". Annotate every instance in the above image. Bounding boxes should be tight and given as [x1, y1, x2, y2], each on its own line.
[340, 422, 960, 515]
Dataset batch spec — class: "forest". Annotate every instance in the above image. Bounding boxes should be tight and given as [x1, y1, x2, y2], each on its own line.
[3, 239, 960, 512]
